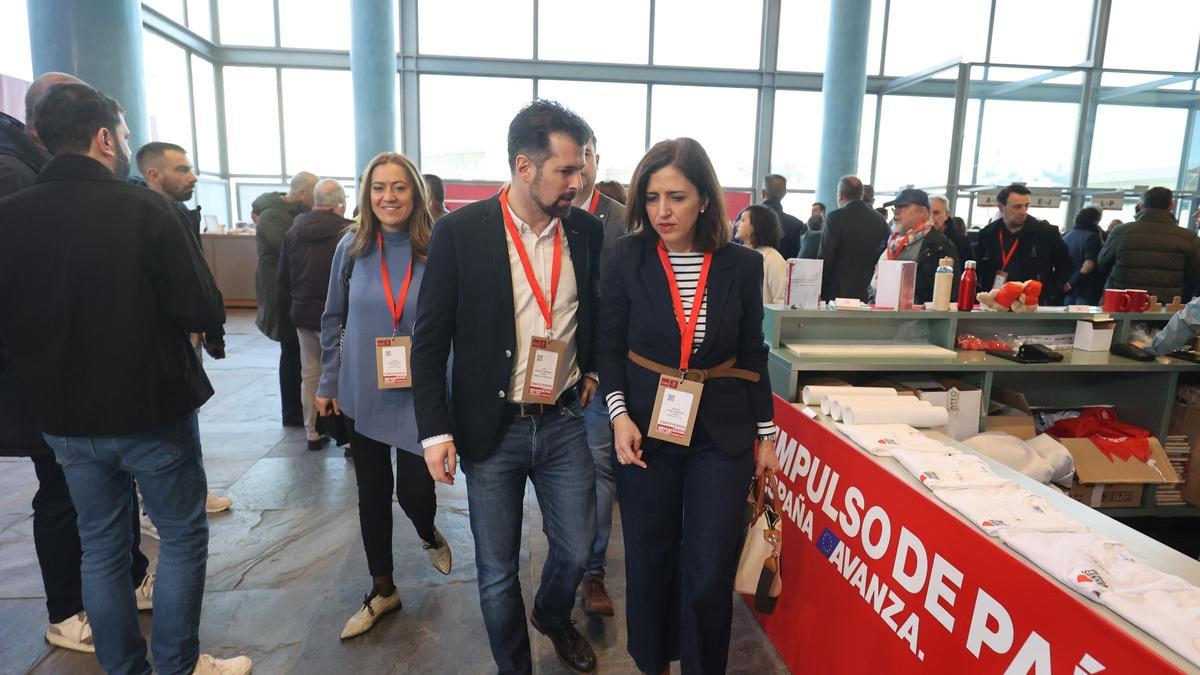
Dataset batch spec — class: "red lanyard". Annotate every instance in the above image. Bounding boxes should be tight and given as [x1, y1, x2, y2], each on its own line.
[377, 230, 414, 333]
[998, 229, 1020, 271]
[587, 190, 600, 215]
[500, 187, 562, 332]
[657, 241, 712, 371]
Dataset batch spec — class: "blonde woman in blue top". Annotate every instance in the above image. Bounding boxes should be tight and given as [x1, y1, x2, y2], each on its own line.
[316, 152, 451, 639]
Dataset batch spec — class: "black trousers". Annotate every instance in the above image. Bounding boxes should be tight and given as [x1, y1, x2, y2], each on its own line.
[346, 418, 437, 578]
[613, 435, 754, 675]
[31, 455, 149, 624]
[279, 329, 303, 422]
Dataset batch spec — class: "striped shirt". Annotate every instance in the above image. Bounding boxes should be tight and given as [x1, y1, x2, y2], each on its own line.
[606, 251, 775, 440]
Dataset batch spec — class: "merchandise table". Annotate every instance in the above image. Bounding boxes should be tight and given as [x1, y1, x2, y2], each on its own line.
[750, 399, 1200, 673]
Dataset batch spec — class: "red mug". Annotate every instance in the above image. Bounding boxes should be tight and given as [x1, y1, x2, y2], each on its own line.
[1126, 289, 1151, 313]
[1102, 288, 1130, 312]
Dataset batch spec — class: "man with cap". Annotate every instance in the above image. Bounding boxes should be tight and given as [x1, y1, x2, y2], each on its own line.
[872, 189, 959, 305]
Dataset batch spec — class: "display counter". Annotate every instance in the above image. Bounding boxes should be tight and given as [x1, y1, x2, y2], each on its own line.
[200, 233, 257, 308]
[763, 306, 1198, 516]
[752, 400, 1200, 673]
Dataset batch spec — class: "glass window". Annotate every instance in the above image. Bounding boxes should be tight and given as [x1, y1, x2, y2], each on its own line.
[770, 90, 823, 189]
[536, 80, 647, 183]
[873, 96, 956, 192]
[194, 177, 230, 229]
[143, 0, 185, 24]
[0, 0, 32, 82]
[538, 0, 649, 64]
[959, 99, 981, 185]
[279, 0, 351, 50]
[989, 0, 1092, 67]
[420, 75, 533, 181]
[418, 0, 532, 59]
[1106, 0, 1200, 72]
[190, 55, 220, 174]
[653, 0, 761, 70]
[281, 69, 355, 177]
[859, 95, 878, 183]
[649, 84, 757, 188]
[186, 0, 212, 40]
[223, 67, 282, 175]
[883, 0, 988, 76]
[235, 180, 288, 223]
[142, 31, 195, 160]
[218, 0, 276, 46]
[1088, 105, 1187, 191]
[778, 0, 885, 75]
[974, 100, 1077, 187]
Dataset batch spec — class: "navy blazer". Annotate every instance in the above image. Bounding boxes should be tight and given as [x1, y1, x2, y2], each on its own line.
[598, 234, 773, 456]
[411, 194, 604, 462]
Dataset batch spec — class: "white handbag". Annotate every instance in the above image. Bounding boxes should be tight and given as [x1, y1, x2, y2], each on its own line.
[735, 470, 783, 613]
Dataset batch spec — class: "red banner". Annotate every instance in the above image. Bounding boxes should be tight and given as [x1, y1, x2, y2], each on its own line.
[749, 396, 1183, 674]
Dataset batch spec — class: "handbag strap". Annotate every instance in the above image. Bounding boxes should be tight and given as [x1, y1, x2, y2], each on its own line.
[753, 469, 783, 520]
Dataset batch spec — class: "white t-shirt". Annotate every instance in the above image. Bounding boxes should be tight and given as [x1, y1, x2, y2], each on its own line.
[837, 423, 953, 456]
[755, 245, 789, 305]
[890, 449, 1014, 490]
[933, 483, 1088, 535]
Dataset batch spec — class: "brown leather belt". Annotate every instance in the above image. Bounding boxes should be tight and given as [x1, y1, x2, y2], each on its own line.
[628, 350, 760, 383]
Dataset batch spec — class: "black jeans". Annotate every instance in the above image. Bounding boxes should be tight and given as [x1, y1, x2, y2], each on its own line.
[346, 418, 437, 578]
[31, 455, 149, 624]
[614, 433, 754, 675]
[279, 329, 303, 422]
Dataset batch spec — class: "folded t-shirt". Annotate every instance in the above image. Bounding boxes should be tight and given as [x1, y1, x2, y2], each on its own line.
[890, 449, 1014, 490]
[836, 423, 952, 456]
[933, 483, 1088, 535]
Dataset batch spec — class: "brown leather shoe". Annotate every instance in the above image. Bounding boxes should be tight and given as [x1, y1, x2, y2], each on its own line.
[581, 576, 614, 617]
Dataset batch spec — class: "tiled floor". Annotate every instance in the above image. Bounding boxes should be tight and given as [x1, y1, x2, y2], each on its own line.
[0, 311, 788, 675]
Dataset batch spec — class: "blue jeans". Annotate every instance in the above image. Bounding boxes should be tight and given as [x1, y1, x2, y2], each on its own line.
[44, 412, 209, 675]
[582, 394, 615, 578]
[461, 401, 597, 675]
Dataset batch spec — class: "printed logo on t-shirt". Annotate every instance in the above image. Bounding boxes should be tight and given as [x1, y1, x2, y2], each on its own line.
[919, 471, 940, 484]
[1069, 566, 1110, 597]
[980, 519, 1007, 528]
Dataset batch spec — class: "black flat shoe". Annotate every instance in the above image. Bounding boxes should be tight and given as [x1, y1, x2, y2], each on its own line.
[531, 615, 596, 673]
[307, 435, 330, 451]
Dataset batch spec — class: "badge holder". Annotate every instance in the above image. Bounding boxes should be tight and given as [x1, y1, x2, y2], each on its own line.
[375, 334, 412, 389]
[521, 335, 566, 404]
[647, 374, 703, 446]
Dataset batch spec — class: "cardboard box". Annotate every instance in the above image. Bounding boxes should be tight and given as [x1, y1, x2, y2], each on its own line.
[985, 387, 1037, 440]
[785, 258, 823, 310]
[1169, 401, 1200, 506]
[875, 260, 915, 310]
[1059, 437, 1180, 509]
[887, 376, 982, 440]
[1073, 318, 1116, 352]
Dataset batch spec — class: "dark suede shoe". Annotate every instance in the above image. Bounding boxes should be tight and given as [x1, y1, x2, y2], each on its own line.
[307, 435, 329, 451]
[580, 576, 614, 617]
[531, 616, 596, 673]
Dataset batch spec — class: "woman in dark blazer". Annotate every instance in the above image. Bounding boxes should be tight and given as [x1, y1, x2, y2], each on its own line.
[598, 137, 780, 675]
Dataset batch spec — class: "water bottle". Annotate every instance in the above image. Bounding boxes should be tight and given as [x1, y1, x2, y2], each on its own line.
[957, 260, 977, 311]
[933, 257, 954, 311]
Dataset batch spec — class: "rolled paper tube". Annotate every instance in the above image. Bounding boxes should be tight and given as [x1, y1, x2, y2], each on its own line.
[819, 392, 902, 416]
[802, 385, 896, 406]
[830, 396, 928, 422]
[842, 404, 950, 427]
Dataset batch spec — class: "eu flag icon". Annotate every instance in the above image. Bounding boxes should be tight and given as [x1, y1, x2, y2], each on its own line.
[816, 528, 840, 558]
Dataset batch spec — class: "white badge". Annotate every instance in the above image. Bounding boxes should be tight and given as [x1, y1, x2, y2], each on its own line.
[991, 270, 1008, 291]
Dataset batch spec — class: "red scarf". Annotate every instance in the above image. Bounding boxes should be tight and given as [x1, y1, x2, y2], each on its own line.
[885, 221, 932, 260]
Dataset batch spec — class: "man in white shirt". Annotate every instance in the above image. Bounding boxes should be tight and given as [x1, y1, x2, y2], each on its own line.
[412, 100, 605, 675]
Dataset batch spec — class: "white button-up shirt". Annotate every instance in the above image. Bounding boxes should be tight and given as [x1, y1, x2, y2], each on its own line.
[504, 203, 582, 403]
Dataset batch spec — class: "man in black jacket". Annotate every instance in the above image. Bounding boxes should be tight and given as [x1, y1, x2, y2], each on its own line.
[820, 175, 889, 301]
[413, 100, 603, 675]
[1098, 187, 1200, 302]
[279, 178, 352, 450]
[761, 173, 806, 259]
[0, 83, 248, 674]
[0, 72, 159, 656]
[873, 189, 959, 305]
[974, 183, 1073, 306]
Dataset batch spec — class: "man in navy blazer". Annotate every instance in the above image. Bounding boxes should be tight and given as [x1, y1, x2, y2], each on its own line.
[412, 100, 604, 675]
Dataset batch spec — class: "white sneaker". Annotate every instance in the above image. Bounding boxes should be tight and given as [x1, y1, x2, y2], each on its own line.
[45, 611, 95, 653]
[339, 589, 402, 639]
[192, 653, 253, 675]
[424, 528, 452, 575]
[135, 572, 154, 611]
[205, 493, 233, 514]
[141, 510, 159, 540]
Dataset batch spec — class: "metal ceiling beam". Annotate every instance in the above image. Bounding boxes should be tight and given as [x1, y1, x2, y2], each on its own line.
[1101, 74, 1200, 101]
[986, 68, 1076, 97]
[879, 58, 961, 95]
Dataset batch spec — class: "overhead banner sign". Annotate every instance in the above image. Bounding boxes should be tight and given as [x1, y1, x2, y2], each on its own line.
[747, 398, 1182, 674]
[976, 190, 1000, 208]
[1095, 194, 1126, 211]
[1031, 191, 1062, 209]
